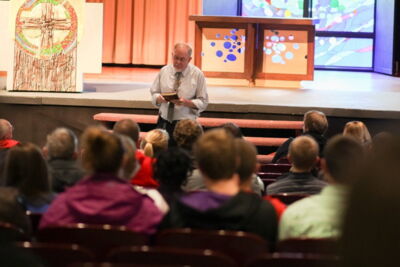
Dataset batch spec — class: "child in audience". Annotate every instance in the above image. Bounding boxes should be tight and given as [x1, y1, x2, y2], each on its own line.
[140, 129, 169, 158]
[3, 142, 55, 213]
[154, 147, 192, 204]
[234, 138, 286, 220]
[113, 118, 159, 188]
[343, 121, 371, 148]
[267, 136, 326, 195]
[40, 127, 164, 234]
[161, 129, 278, 243]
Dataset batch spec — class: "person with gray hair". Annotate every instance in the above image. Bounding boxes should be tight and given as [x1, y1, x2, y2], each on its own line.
[0, 119, 19, 181]
[44, 127, 84, 193]
[150, 43, 208, 141]
[0, 119, 19, 149]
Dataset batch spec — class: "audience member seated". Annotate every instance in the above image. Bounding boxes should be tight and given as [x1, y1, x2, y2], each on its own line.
[340, 136, 400, 267]
[267, 136, 326, 195]
[39, 127, 164, 234]
[235, 138, 286, 219]
[0, 119, 19, 181]
[173, 119, 203, 155]
[0, 187, 32, 236]
[279, 135, 364, 240]
[43, 128, 84, 193]
[371, 131, 393, 154]
[183, 123, 264, 195]
[154, 147, 192, 204]
[160, 129, 278, 243]
[0, 119, 19, 150]
[119, 135, 168, 214]
[173, 119, 205, 192]
[272, 110, 328, 163]
[342, 121, 372, 149]
[113, 119, 158, 188]
[221, 122, 243, 138]
[4, 143, 56, 213]
[141, 129, 169, 158]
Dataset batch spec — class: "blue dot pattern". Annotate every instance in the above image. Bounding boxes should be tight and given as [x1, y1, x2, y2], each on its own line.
[202, 28, 246, 62]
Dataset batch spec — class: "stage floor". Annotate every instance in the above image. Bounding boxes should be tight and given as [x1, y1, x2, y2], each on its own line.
[1, 67, 400, 119]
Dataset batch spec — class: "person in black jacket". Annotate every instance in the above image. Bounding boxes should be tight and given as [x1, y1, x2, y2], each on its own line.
[161, 128, 277, 243]
[272, 110, 328, 163]
[44, 128, 84, 193]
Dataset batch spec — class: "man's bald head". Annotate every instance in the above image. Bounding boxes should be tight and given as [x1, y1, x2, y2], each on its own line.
[0, 119, 13, 140]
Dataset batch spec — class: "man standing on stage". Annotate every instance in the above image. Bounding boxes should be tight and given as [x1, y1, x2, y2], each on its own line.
[150, 43, 208, 140]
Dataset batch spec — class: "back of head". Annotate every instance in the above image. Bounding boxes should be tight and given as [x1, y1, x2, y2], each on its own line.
[303, 110, 328, 135]
[4, 142, 50, 198]
[81, 126, 124, 173]
[154, 147, 191, 189]
[323, 135, 364, 184]
[0, 119, 13, 140]
[140, 129, 169, 158]
[173, 119, 203, 151]
[118, 135, 137, 180]
[343, 121, 371, 146]
[194, 128, 236, 181]
[221, 122, 243, 138]
[113, 119, 140, 144]
[340, 136, 400, 267]
[46, 128, 78, 160]
[235, 139, 257, 183]
[288, 135, 319, 170]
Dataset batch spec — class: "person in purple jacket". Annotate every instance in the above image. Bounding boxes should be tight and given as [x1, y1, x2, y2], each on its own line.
[39, 126, 164, 234]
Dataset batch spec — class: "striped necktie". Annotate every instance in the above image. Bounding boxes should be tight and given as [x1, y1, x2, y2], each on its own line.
[167, 72, 182, 122]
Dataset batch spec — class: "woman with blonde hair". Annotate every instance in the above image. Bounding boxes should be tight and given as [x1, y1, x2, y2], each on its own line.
[140, 129, 169, 158]
[343, 121, 371, 147]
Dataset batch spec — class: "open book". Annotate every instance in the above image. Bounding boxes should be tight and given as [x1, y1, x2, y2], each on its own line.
[161, 92, 179, 101]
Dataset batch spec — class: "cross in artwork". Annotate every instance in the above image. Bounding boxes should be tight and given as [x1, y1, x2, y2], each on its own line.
[13, 0, 78, 92]
[20, 3, 72, 54]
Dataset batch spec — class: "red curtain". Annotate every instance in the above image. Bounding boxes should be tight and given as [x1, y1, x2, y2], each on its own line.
[87, 0, 202, 65]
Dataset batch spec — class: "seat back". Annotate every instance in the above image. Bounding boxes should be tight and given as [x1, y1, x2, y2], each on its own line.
[108, 246, 237, 267]
[15, 242, 95, 267]
[259, 163, 291, 173]
[267, 193, 310, 205]
[277, 238, 339, 255]
[247, 253, 340, 267]
[0, 221, 29, 242]
[37, 224, 149, 259]
[26, 211, 42, 237]
[156, 228, 268, 265]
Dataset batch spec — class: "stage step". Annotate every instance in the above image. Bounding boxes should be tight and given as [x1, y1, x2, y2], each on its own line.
[93, 113, 303, 163]
[93, 113, 304, 130]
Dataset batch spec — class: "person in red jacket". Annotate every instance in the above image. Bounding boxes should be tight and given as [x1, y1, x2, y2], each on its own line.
[0, 119, 19, 149]
[113, 119, 159, 188]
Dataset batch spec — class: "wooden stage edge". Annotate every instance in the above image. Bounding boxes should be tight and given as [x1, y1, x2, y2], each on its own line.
[1, 68, 400, 121]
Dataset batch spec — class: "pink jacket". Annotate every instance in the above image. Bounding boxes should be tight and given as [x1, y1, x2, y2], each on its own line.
[40, 173, 164, 234]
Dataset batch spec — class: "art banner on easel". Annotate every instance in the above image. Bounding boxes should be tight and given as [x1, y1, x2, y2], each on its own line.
[11, 0, 83, 92]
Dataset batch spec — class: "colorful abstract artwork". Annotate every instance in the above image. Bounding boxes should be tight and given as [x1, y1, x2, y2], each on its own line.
[315, 37, 373, 67]
[201, 28, 246, 73]
[312, 0, 375, 32]
[262, 30, 308, 74]
[242, 0, 304, 18]
[13, 0, 78, 91]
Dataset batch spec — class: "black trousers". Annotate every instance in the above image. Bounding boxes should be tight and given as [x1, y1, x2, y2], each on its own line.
[156, 116, 178, 147]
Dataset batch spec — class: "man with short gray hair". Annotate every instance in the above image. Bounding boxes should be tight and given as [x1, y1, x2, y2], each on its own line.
[150, 43, 208, 140]
[44, 128, 84, 193]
